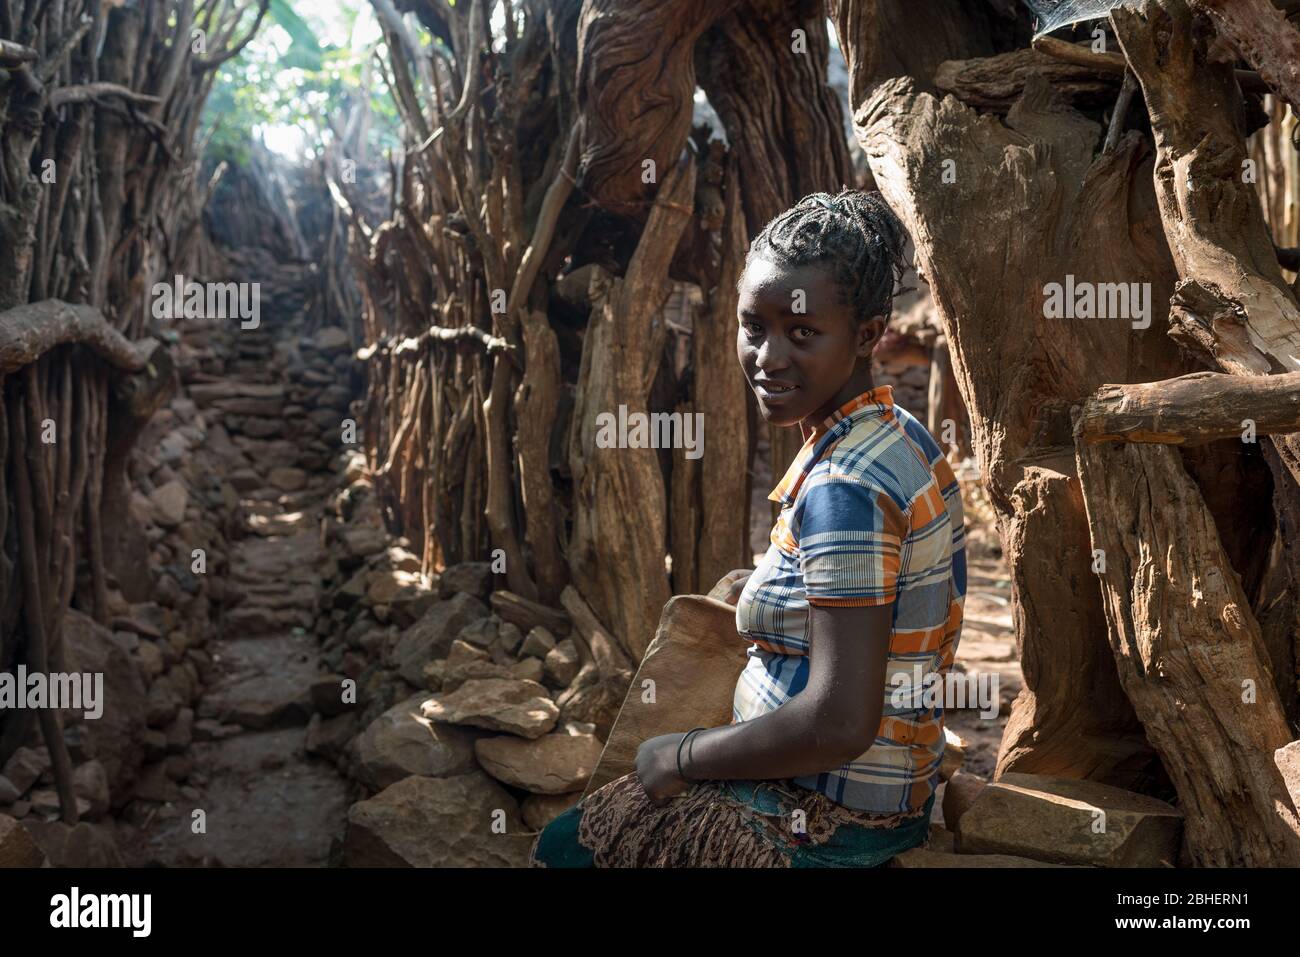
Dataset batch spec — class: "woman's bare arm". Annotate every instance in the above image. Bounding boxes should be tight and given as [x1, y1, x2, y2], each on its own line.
[681, 601, 893, 780]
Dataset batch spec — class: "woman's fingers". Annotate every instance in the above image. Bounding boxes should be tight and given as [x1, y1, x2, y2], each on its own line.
[722, 569, 753, 605]
[708, 567, 753, 604]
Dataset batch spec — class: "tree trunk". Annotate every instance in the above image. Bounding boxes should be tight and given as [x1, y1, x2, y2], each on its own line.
[1075, 435, 1300, 865]
[567, 154, 696, 661]
[856, 69, 1199, 787]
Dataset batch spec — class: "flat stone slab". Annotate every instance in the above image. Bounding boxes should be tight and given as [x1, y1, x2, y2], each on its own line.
[955, 771, 1182, 867]
[421, 678, 558, 739]
[202, 636, 317, 730]
[474, 732, 602, 794]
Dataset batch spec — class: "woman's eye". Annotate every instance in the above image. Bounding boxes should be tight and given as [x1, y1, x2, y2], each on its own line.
[741, 321, 763, 337]
[792, 326, 816, 340]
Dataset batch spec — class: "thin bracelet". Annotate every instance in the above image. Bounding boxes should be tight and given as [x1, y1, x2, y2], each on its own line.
[677, 727, 706, 780]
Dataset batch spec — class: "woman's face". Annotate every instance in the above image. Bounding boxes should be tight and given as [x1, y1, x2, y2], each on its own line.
[736, 257, 884, 429]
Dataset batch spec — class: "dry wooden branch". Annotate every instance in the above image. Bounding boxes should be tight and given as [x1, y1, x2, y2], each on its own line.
[48, 83, 162, 109]
[10, 387, 79, 825]
[1077, 370, 1300, 444]
[1112, 0, 1300, 424]
[567, 150, 696, 660]
[325, 176, 373, 241]
[1034, 33, 1270, 93]
[510, 124, 582, 603]
[1103, 70, 1140, 153]
[934, 47, 1121, 111]
[0, 39, 38, 69]
[559, 585, 634, 679]
[575, 0, 738, 217]
[36, 15, 94, 84]
[192, 0, 271, 72]
[0, 301, 154, 374]
[1189, 0, 1300, 117]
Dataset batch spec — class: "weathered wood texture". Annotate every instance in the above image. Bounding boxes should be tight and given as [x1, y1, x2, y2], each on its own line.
[695, 2, 856, 531]
[1078, 371, 1300, 445]
[826, 0, 1024, 110]
[1113, 0, 1300, 725]
[567, 154, 696, 662]
[0, 0, 262, 824]
[1076, 437, 1300, 865]
[856, 68, 1197, 786]
[935, 47, 1121, 112]
[1188, 0, 1300, 119]
[668, 151, 751, 594]
[0, 301, 152, 374]
[574, 0, 739, 218]
[1113, 1, 1300, 383]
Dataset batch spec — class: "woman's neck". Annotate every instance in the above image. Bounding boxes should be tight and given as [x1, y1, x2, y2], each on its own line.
[799, 367, 877, 440]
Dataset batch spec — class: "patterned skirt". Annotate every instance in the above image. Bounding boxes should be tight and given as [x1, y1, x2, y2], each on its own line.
[529, 772, 935, 868]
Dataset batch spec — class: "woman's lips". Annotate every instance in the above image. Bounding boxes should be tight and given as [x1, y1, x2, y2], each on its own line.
[753, 381, 799, 402]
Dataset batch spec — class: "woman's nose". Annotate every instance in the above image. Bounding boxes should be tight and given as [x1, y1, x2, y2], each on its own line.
[755, 336, 790, 371]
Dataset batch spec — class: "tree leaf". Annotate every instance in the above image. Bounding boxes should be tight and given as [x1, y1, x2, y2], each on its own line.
[268, 0, 323, 71]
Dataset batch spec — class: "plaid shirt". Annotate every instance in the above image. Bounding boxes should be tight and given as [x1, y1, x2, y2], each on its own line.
[732, 385, 966, 815]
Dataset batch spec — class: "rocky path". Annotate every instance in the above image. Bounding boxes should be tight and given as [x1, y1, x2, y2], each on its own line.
[125, 311, 356, 867]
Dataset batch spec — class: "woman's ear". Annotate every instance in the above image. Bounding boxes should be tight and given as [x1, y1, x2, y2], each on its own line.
[856, 315, 886, 357]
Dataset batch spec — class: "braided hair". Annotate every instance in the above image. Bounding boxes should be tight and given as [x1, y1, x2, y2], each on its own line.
[741, 188, 909, 326]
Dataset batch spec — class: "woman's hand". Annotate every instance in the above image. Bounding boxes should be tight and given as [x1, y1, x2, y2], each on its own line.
[709, 568, 754, 606]
[635, 732, 694, 805]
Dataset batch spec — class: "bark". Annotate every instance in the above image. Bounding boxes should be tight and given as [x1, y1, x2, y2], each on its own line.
[1113, 0, 1300, 726]
[573, 0, 738, 218]
[1076, 436, 1300, 865]
[510, 123, 581, 604]
[927, 337, 972, 459]
[1113, 1, 1300, 384]
[856, 71, 1197, 787]
[567, 153, 695, 661]
[1077, 370, 1300, 445]
[1032, 35, 1270, 96]
[934, 47, 1122, 112]
[670, 151, 751, 594]
[0, 301, 152, 374]
[1188, 0, 1300, 119]
[826, 0, 1023, 110]
[694, 4, 854, 526]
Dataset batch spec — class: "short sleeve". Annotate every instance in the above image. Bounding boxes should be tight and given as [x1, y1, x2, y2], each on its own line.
[798, 476, 908, 606]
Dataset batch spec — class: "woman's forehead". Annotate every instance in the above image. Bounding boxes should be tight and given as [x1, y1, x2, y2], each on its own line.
[739, 259, 840, 310]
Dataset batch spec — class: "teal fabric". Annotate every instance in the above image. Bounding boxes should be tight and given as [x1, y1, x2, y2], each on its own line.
[529, 781, 935, 869]
[530, 802, 595, 868]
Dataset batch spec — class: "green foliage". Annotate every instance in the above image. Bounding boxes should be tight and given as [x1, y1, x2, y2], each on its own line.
[202, 0, 402, 165]
[269, 0, 323, 71]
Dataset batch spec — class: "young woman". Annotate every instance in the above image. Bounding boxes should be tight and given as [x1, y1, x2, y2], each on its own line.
[530, 188, 966, 867]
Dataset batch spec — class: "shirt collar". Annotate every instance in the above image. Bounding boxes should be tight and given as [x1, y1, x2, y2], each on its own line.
[766, 385, 895, 505]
